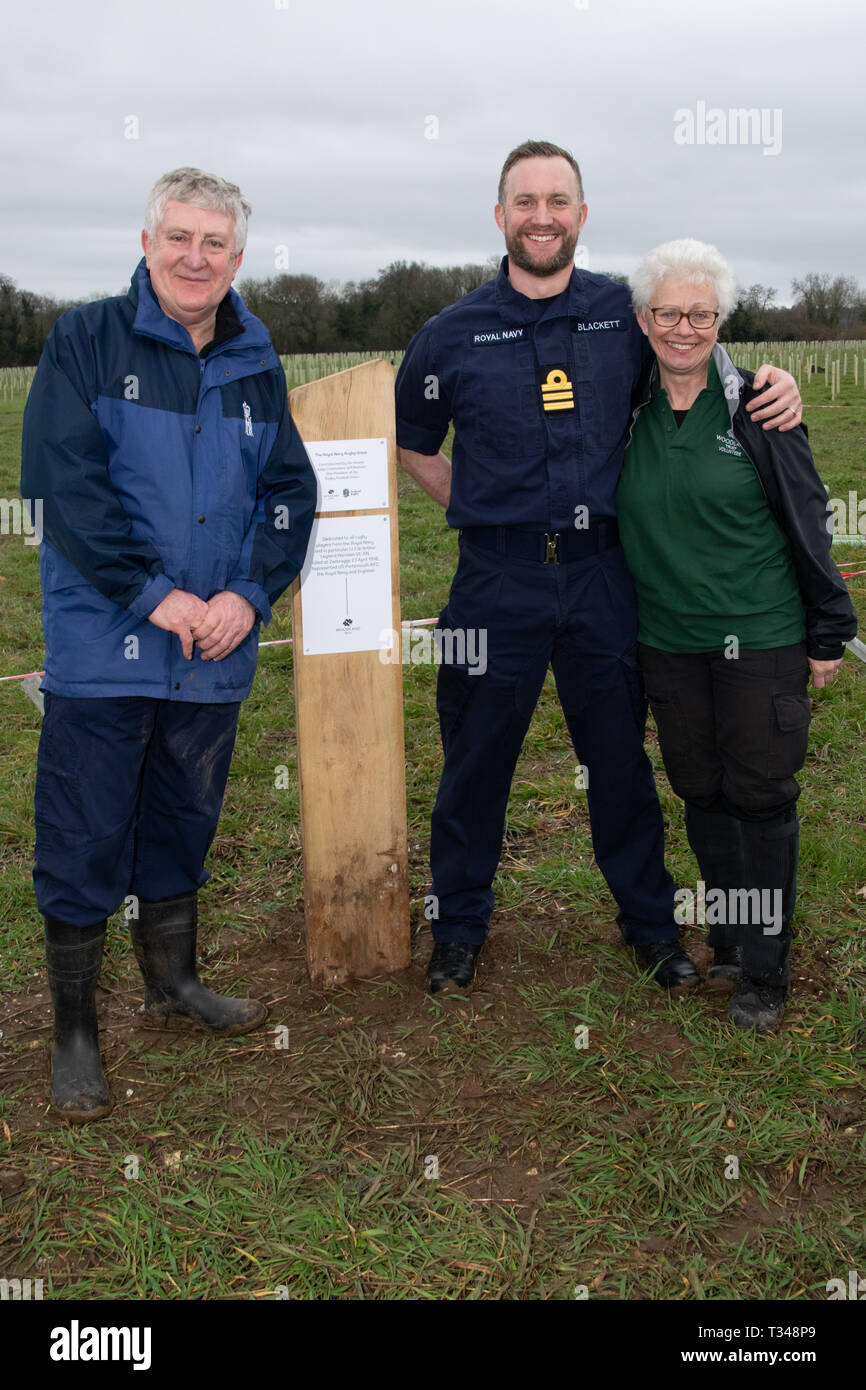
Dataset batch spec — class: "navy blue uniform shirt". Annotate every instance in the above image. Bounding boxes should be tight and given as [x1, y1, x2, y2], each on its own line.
[395, 256, 650, 531]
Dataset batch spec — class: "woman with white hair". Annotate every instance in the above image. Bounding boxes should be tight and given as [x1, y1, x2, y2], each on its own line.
[616, 239, 856, 1032]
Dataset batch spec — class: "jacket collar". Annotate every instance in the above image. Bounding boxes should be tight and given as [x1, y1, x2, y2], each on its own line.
[127, 257, 273, 356]
[492, 255, 589, 326]
[711, 342, 746, 428]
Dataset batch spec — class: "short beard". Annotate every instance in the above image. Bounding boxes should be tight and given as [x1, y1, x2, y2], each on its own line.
[505, 224, 579, 278]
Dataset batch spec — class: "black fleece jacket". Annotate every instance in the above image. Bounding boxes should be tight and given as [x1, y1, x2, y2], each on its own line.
[626, 343, 858, 660]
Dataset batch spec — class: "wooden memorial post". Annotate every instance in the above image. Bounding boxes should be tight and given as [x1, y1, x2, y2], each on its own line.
[289, 360, 410, 985]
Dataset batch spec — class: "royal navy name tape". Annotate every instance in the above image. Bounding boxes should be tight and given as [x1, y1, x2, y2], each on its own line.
[472, 329, 526, 343]
[472, 319, 623, 345]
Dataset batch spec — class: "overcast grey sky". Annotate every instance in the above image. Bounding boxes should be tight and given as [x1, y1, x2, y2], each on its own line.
[2, 0, 863, 306]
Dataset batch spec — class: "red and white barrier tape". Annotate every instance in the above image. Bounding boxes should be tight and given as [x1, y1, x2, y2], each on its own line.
[0, 669, 45, 684]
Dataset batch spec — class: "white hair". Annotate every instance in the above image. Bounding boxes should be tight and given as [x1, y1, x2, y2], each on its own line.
[144, 167, 251, 253]
[630, 238, 738, 322]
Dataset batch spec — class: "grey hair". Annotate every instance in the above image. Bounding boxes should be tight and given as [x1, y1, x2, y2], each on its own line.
[144, 167, 252, 253]
[630, 238, 738, 322]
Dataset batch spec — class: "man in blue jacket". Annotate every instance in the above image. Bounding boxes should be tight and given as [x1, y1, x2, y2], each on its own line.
[395, 140, 804, 996]
[21, 167, 317, 1122]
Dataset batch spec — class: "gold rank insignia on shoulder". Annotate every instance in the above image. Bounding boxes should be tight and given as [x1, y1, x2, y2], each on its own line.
[540, 366, 574, 411]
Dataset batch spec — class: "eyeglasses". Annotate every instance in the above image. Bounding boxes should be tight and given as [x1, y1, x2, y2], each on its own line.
[649, 307, 720, 329]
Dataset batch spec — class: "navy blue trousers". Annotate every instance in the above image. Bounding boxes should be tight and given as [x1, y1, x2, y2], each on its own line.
[34, 694, 240, 927]
[430, 537, 678, 946]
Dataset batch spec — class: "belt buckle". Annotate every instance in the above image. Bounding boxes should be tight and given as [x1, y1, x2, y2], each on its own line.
[544, 532, 560, 565]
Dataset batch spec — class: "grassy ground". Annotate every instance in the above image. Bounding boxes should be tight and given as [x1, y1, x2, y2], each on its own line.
[0, 372, 864, 1301]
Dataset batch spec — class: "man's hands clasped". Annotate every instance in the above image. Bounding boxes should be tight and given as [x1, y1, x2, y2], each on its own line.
[148, 589, 256, 661]
[191, 591, 257, 661]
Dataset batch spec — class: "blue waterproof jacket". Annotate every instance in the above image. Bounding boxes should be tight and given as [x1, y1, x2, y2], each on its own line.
[395, 256, 649, 531]
[21, 260, 316, 701]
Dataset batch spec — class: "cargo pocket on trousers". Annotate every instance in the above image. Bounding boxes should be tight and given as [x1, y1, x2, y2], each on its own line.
[621, 659, 649, 737]
[436, 660, 476, 749]
[768, 692, 811, 778]
[644, 689, 695, 792]
[34, 715, 84, 836]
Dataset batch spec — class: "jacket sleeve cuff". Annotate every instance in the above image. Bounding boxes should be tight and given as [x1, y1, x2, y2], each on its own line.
[126, 573, 174, 620]
[807, 642, 846, 660]
[225, 580, 271, 626]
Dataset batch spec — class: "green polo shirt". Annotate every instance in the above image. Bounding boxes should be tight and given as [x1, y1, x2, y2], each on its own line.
[617, 359, 805, 652]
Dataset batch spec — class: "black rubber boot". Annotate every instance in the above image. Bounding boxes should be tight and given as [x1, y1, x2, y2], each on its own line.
[684, 802, 743, 990]
[727, 810, 798, 1033]
[44, 917, 113, 1123]
[129, 891, 267, 1035]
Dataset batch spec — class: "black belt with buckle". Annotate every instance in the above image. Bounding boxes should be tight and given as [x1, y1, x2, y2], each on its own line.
[459, 520, 619, 564]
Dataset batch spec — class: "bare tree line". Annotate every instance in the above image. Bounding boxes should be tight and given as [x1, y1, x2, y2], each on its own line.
[1, 263, 863, 368]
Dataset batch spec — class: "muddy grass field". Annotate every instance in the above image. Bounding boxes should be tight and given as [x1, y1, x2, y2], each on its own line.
[0, 378, 865, 1302]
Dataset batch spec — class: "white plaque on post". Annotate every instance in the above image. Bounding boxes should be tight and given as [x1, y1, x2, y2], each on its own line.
[304, 437, 389, 512]
[299, 514, 392, 656]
